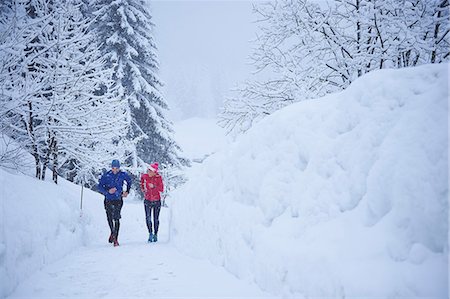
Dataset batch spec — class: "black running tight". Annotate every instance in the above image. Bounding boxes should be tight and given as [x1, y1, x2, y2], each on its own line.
[104, 199, 123, 238]
[106, 214, 121, 238]
[144, 200, 161, 235]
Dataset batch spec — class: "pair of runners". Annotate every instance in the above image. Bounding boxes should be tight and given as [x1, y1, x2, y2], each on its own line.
[98, 160, 164, 246]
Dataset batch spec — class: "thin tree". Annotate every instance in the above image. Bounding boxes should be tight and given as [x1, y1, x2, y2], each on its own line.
[219, 0, 449, 135]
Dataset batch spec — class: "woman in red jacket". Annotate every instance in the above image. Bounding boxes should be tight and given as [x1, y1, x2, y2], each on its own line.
[140, 162, 164, 242]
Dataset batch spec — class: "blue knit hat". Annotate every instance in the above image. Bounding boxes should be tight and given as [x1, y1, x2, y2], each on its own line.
[111, 159, 120, 168]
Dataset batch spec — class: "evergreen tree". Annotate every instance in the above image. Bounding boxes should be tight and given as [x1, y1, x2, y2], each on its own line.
[92, 0, 188, 194]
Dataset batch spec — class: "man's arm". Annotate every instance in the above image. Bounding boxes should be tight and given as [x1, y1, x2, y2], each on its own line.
[98, 174, 108, 195]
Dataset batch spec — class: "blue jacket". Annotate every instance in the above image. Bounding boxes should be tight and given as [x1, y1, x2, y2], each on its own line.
[98, 170, 132, 200]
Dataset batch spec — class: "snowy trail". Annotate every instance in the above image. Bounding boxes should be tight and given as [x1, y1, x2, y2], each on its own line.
[8, 202, 271, 298]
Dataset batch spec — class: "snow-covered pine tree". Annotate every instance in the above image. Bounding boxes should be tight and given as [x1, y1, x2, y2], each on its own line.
[91, 0, 188, 194]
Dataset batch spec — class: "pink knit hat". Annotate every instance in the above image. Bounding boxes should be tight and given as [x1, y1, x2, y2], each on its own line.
[148, 162, 159, 173]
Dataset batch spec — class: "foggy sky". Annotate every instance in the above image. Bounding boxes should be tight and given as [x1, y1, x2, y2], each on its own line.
[151, 1, 257, 120]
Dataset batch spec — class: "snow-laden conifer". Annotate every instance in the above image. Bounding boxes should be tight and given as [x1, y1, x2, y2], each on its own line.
[91, 0, 188, 192]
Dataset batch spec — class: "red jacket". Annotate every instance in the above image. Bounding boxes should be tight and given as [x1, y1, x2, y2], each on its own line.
[140, 173, 164, 201]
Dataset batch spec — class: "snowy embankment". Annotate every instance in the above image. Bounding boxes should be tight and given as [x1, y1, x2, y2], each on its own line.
[170, 64, 449, 298]
[0, 165, 105, 298]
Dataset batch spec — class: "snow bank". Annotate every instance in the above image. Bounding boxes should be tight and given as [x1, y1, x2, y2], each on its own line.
[0, 166, 106, 298]
[170, 64, 448, 298]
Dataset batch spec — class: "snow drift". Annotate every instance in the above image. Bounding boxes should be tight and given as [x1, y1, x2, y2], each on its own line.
[170, 64, 449, 298]
[0, 163, 106, 298]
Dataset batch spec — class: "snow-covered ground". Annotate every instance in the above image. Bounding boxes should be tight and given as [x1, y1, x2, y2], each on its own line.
[0, 161, 114, 298]
[7, 201, 270, 298]
[170, 64, 449, 298]
[0, 152, 270, 298]
[1, 64, 448, 299]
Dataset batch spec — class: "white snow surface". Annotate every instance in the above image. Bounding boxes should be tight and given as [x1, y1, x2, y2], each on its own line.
[0, 158, 269, 298]
[170, 64, 449, 298]
[0, 167, 105, 298]
[1, 64, 448, 299]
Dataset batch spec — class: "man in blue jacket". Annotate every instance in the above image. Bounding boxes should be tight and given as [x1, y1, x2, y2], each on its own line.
[98, 160, 132, 247]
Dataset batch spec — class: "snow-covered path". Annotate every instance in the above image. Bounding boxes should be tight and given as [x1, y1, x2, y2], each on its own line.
[8, 202, 271, 298]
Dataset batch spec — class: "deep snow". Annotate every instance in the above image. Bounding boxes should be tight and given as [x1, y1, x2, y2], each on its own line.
[0, 166, 106, 298]
[1, 64, 448, 299]
[169, 64, 449, 298]
[7, 201, 270, 298]
[0, 153, 269, 298]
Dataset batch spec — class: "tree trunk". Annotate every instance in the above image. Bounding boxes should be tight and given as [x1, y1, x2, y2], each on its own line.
[430, 0, 448, 63]
[27, 101, 41, 179]
[41, 157, 48, 180]
[52, 139, 58, 184]
[42, 133, 55, 181]
[34, 154, 41, 179]
[356, 0, 362, 77]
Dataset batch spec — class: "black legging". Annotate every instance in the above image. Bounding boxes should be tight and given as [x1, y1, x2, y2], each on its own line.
[105, 199, 123, 239]
[144, 200, 161, 235]
[107, 218, 120, 239]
